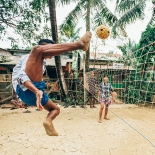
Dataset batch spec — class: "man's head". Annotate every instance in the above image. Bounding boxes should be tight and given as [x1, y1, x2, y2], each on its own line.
[90, 71, 94, 78]
[103, 75, 109, 83]
[38, 39, 54, 59]
[38, 39, 55, 45]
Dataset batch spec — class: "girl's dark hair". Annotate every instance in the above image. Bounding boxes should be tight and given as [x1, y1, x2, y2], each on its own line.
[104, 75, 108, 78]
[38, 39, 55, 45]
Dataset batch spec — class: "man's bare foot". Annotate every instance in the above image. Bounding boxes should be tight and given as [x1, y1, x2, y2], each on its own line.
[79, 32, 92, 51]
[90, 105, 93, 108]
[104, 117, 110, 120]
[98, 120, 102, 123]
[93, 106, 97, 108]
[43, 120, 58, 136]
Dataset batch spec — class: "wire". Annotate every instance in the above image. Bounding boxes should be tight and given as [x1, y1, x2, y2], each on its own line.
[109, 109, 155, 148]
[85, 39, 155, 147]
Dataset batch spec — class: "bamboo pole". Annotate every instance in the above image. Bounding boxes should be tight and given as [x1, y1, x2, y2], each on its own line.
[83, 54, 86, 108]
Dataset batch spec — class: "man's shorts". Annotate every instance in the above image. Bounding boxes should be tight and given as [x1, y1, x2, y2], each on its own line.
[99, 98, 111, 107]
[16, 81, 48, 106]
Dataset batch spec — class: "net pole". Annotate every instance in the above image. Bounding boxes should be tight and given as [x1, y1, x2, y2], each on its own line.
[83, 53, 86, 108]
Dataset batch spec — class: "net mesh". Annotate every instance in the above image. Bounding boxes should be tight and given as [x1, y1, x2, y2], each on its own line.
[85, 41, 155, 107]
[84, 41, 155, 148]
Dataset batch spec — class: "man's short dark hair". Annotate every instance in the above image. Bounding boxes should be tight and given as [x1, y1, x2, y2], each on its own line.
[38, 39, 55, 45]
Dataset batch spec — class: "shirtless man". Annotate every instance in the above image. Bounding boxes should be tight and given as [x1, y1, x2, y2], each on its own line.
[12, 32, 92, 136]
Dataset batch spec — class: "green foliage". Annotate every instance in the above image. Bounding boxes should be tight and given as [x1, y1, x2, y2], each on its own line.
[0, 56, 10, 62]
[112, 1, 145, 35]
[123, 71, 155, 104]
[12, 45, 19, 50]
[117, 39, 139, 68]
[60, 26, 82, 78]
[0, 0, 50, 46]
[59, 0, 146, 37]
[136, 26, 155, 64]
[117, 39, 139, 55]
[123, 22, 155, 104]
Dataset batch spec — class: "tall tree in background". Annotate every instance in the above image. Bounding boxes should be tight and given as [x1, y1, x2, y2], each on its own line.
[117, 39, 138, 68]
[48, 0, 68, 99]
[148, 0, 155, 27]
[85, 0, 91, 72]
[59, 0, 146, 71]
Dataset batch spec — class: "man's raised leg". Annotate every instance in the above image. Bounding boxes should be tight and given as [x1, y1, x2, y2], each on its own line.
[25, 32, 92, 82]
[41, 32, 92, 57]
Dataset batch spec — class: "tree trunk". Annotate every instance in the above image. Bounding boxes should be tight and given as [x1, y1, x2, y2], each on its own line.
[85, 0, 91, 72]
[141, 62, 147, 78]
[48, 0, 68, 99]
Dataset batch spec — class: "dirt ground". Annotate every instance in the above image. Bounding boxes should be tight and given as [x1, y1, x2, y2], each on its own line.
[0, 103, 155, 155]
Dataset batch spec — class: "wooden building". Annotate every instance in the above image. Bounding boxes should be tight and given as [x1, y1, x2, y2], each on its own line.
[0, 48, 73, 78]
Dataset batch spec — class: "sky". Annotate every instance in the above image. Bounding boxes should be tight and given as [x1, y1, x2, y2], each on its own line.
[0, 0, 153, 54]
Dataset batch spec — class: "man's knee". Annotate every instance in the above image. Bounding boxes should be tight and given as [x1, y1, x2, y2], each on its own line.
[56, 106, 60, 115]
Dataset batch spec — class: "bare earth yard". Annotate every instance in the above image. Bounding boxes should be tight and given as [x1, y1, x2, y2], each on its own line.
[0, 104, 155, 155]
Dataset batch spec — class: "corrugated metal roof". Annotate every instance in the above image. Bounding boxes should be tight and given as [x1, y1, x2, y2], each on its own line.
[90, 52, 122, 61]
[89, 65, 135, 70]
[0, 56, 73, 67]
[46, 58, 73, 66]
[7, 49, 31, 53]
[0, 48, 12, 56]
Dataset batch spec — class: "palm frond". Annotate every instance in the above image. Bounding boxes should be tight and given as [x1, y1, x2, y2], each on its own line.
[93, 1, 117, 27]
[56, 0, 79, 6]
[91, 0, 105, 7]
[149, 15, 155, 27]
[59, 0, 86, 35]
[30, 0, 48, 12]
[115, 0, 144, 14]
[148, 6, 155, 27]
[113, 2, 145, 32]
[112, 2, 144, 37]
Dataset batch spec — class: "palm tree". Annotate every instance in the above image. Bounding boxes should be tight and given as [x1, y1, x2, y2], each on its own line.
[59, 26, 81, 43]
[59, 0, 146, 71]
[60, 26, 82, 78]
[117, 39, 138, 55]
[117, 39, 139, 68]
[147, 0, 155, 27]
[48, 0, 68, 99]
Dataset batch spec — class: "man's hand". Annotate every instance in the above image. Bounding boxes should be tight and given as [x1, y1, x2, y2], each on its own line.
[98, 97, 100, 103]
[36, 90, 44, 110]
[23, 81, 44, 110]
[112, 98, 115, 103]
[111, 92, 116, 103]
